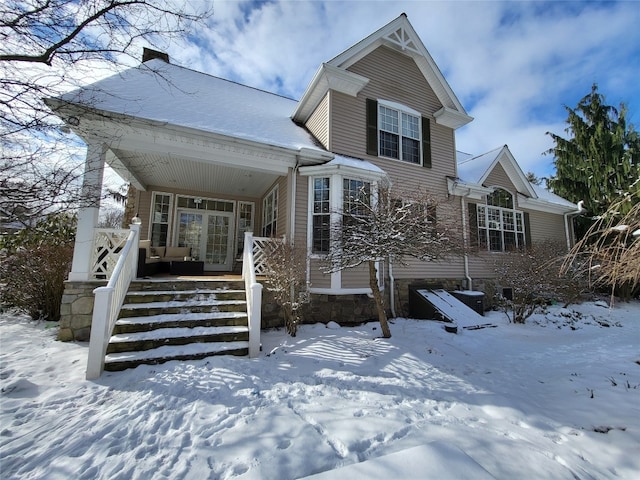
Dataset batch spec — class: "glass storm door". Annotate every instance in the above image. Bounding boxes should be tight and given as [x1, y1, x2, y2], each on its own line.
[204, 213, 233, 270]
[176, 211, 234, 271]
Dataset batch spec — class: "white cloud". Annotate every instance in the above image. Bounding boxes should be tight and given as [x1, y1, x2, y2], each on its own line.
[47, 1, 640, 180]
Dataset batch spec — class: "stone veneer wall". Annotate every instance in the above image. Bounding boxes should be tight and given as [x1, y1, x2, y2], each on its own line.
[59, 280, 106, 341]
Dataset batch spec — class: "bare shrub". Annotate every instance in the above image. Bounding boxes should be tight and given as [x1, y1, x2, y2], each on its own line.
[0, 213, 75, 320]
[494, 240, 588, 323]
[262, 241, 310, 337]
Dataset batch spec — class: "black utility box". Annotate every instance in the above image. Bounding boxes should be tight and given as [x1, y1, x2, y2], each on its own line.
[408, 283, 442, 319]
[451, 290, 485, 316]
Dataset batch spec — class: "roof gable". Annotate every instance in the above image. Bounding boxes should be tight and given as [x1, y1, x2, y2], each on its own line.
[293, 14, 472, 129]
[458, 145, 536, 198]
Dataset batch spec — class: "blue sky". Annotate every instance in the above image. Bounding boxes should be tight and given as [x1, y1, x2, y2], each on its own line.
[155, 0, 640, 180]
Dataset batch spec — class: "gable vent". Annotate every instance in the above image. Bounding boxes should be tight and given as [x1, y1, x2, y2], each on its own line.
[142, 47, 170, 64]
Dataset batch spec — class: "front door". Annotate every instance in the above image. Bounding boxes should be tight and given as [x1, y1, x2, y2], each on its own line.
[176, 210, 234, 271]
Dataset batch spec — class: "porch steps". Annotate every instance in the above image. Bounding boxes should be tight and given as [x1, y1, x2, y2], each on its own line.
[104, 279, 249, 372]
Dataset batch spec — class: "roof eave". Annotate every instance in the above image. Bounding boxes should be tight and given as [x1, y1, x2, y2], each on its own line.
[292, 64, 369, 123]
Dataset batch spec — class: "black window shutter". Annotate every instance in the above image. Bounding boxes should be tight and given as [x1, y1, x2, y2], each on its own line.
[422, 117, 432, 168]
[524, 212, 532, 248]
[467, 202, 478, 247]
[366, 99, 378, 156]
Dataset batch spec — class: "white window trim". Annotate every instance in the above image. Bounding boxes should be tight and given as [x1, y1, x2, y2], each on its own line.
[236, 201, 255, 257]
[262, 186, 278, 237]
[148, 191, 173, 246]
[377, 99, 422, 165]
[477, 203, 525, 252]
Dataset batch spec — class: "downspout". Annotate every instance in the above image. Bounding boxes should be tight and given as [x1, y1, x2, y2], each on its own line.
[388, 260, 396, 318]
[460, 194, 473, 290]
[290, 159, 300, 246]
[564, 200, 585, 250]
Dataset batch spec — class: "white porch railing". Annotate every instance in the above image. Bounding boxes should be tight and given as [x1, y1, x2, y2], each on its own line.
[91, 228, 131, 280]
[242, 232, 263, 358]
[86, 224, 140, 380]
[242, 234, 284, 357]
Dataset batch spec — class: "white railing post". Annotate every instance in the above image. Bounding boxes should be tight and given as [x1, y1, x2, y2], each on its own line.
[86, 286, 114, 379]
[129, 223, 140, 281]
[248, 283, 262, 357]
[85, 224, 140, 379]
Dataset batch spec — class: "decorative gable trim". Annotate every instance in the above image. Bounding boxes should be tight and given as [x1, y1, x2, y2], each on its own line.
[292, 64, 369, 123]
[324, 14, 472, 130]
[478, 146, 537, 198]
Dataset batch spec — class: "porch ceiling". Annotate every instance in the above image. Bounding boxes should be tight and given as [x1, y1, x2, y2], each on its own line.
[108, 149, 280, 196]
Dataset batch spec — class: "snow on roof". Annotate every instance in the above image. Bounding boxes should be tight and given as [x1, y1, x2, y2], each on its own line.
[456, 146, 503, 184]
[330, 155, 386, 175]
[456, 147, 576, 210]
[58, 59, 324, 153]
[530, 184, 577, 208]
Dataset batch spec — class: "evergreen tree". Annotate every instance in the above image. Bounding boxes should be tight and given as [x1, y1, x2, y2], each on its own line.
[546, 84, 639, 237]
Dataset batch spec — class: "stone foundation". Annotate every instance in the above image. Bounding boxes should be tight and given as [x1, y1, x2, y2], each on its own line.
[59, 280, 106, 341]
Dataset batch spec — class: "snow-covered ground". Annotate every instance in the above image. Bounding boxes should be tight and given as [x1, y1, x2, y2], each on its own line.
[1, 301, 639, 479]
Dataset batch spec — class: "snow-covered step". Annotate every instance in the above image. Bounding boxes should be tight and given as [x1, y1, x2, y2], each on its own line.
[125, 289, 245, 296]
[121, 299, 246, 309]
[109, 325, 249, 343]
[115, 311, 248, 327]
[103, 278, 251, 372]
[104, 341, 250, 371]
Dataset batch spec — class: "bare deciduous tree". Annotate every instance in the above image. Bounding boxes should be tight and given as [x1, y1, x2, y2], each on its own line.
[325, 185, 465, 338]
[1, 0, 212, 223]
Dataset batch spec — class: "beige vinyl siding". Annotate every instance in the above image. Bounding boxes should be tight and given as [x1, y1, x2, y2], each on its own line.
[391, 200, 466, 279]
[137, 191, 152, 240]
[309, 258, 331, 288]
[341, 263, 370, 289]
[275, 176, 288, 238]
[484, 163, 517, 194]
[306, 94, 330, 150]
[525, 209, 567, 244]
[293, 171, 309, 247]
[329, 46, 456, 196]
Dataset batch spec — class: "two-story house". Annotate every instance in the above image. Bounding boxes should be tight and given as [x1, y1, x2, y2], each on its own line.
[47, 14, 578, 371]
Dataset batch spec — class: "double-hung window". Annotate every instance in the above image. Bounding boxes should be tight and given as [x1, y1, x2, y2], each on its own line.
[378, 104, 421, 164]
[312, 178, 330, 253]
[477, 189, 525, 251]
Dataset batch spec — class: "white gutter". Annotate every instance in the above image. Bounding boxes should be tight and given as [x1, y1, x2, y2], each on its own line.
[564, 200, 585, 250]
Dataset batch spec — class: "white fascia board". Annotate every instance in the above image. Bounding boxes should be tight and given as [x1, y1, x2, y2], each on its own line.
[434, 106, 474, 129]
[447, 177, 493, 200]
[517, 194, 578, 214]
[292, 64, 369, 123]
[299, 161, 388, 183]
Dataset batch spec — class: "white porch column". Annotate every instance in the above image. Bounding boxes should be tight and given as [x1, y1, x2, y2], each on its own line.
[68, 142, 108, 281]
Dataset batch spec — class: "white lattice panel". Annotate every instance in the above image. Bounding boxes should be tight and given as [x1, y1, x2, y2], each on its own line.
[252, 237, 282, 276]
[91, 229, 130, 279]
